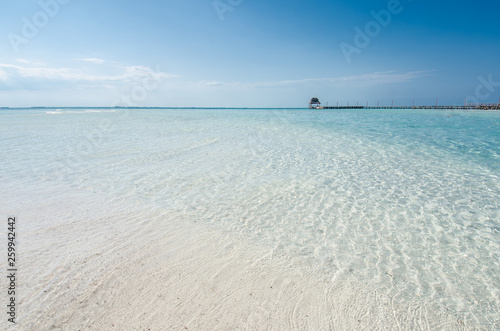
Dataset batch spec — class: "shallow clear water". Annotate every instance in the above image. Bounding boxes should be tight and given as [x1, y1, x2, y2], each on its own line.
[1, 108, 499, 327]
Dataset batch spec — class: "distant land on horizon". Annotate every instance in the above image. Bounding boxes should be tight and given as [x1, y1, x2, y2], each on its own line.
[2, 104, 500, 111]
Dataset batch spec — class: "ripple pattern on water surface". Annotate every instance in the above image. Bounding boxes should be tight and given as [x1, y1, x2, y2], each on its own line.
[1, 108, 499, 328]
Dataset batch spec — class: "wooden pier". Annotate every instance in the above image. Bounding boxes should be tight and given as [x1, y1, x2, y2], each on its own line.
[321, 104, 500, 110]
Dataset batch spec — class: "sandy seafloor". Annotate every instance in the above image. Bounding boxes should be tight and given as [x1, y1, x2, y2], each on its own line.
[1, 108, 499, 330]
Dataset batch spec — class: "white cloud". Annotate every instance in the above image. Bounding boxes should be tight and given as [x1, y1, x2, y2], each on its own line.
[167, 70, 434, 91]
[0, 60, 434, 108]
[76, 58, 107, 64]
[0, 68, 8, 81]
[15, 59, 45, 66]
[201, 80, 225, 87]
[0, 59, 430, 92]
[0, 62, 178, 87]
[248, 70, 435, 88]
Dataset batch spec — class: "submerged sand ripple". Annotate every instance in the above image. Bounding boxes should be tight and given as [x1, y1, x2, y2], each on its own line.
[9, 186, 473, 330]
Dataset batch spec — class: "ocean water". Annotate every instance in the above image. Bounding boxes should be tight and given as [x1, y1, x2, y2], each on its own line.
[1, 107, 499, 328]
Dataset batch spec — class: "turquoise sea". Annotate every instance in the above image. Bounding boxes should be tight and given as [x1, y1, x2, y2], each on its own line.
[1, 108, 499, 328]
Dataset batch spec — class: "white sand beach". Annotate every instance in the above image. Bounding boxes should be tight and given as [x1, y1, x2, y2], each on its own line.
[7, 184, 471, 331]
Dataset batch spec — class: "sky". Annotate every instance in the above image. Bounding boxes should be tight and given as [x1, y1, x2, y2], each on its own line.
[0, 0, 499, 108]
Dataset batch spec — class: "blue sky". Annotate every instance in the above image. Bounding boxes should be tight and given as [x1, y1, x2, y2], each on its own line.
[0, 0, 499, 107]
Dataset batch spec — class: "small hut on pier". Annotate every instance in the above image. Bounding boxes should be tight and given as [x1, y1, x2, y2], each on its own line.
[309, 97, 322, 109]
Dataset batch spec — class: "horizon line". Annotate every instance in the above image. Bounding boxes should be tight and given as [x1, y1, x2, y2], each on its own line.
[2, 104, 500, 110]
